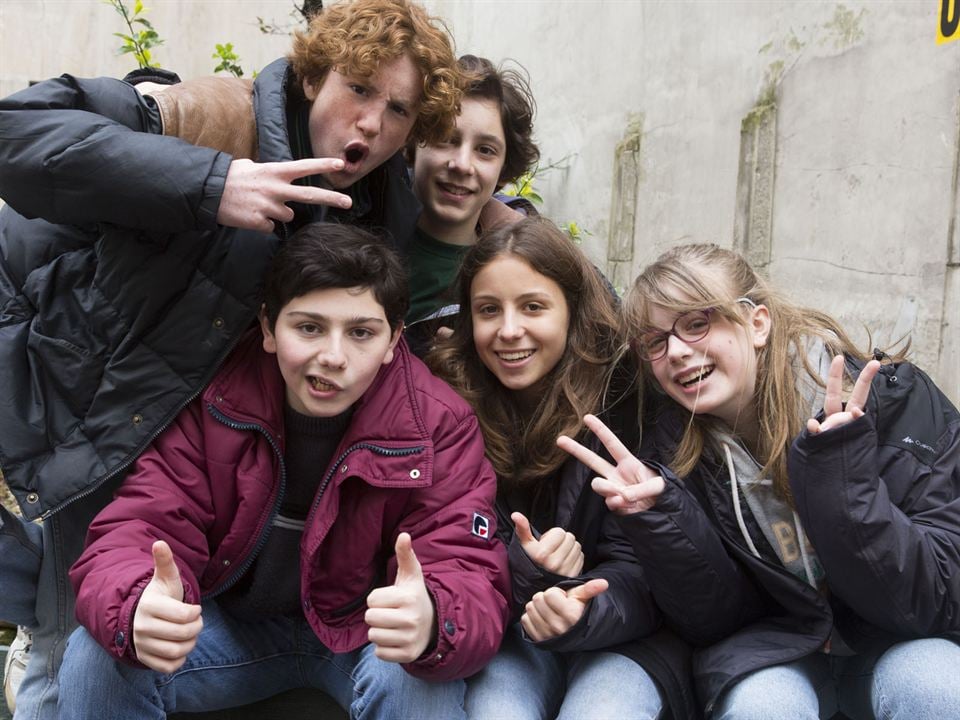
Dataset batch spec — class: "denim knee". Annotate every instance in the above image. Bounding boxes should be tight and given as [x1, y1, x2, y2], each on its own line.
[712, 657, 826, 720]
[351, 644, 466, 720]
[560, 651, 664, 720]
[871, 638, 960, 720]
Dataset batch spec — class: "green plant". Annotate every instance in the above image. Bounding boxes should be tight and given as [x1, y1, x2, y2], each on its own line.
[502, 157, 592, 243]
[212, 43, 244, 77]
[502, 171, 543, 205]
[104, 0, 163, 69]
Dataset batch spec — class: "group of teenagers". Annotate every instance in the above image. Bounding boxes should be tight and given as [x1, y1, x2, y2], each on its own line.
[1, 0, 959, 719]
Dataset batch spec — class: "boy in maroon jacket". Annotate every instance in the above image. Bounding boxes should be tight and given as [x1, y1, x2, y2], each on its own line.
[58, 223, 509, 719]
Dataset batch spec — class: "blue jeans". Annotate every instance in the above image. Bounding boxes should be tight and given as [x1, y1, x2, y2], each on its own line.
[465, 624, 664, 720]
[3, 486, 110, 720]
[712, 638, 960, 720]
[0, 505, 42, 629]
[57, 600, 466, 719]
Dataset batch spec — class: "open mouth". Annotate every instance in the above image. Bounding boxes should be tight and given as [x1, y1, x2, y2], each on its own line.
[497, 350, 534, 362]
[344, 142, 368, 166]
[309, 376, 338, 392]
[677, 365, 714, 388]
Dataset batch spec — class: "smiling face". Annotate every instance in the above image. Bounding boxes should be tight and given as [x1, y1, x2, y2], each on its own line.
[261, 287, 401, 417]
[470, 254, 570, 398]
[413, 97, 507, 245]
[303, 53, 421, 190]
[645, 301, 770, 432]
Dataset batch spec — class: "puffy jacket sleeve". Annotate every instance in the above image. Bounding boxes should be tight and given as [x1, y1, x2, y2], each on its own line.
[0, 74, 230, 231]
[397, 412, 511, 681]
[616, 466, 765, 646]
[789, 401, 960, 636]
[68, 400, 215, 665]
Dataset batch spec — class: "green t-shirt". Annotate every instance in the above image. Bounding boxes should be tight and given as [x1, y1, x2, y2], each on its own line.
[405, 227, 472, 324]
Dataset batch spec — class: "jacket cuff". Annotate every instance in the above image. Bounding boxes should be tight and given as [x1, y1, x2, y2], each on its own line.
[405, 579, 451, 670]
[793, 411, 875, 453]
[114, 573, 154, 665]
[199, 152, 232, 230]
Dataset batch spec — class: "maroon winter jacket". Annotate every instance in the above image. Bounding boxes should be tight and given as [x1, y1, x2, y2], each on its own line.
[70, 330, 510, 681]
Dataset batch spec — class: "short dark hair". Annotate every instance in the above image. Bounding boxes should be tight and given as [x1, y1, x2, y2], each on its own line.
[457, 55, 539, 187]
[405, 54, 539, 188]
[262, 223, 409, 331]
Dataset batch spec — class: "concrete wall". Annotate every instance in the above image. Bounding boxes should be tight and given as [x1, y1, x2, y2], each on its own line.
[2, 0, 958, 401]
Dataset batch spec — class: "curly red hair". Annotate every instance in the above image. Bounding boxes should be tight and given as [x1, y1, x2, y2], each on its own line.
[288, 0, 465, 144]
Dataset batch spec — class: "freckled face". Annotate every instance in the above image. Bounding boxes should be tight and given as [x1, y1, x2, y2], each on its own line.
[261, 287, 401, 417]
[303, 54, 421, 189]
[470, 255, 570, 398]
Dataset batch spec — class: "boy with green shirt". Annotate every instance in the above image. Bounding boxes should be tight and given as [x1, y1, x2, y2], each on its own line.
[405, 55, 540, 352]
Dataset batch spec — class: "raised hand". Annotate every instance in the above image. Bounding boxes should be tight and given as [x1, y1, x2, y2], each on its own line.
[216, 158, 353, 232]
[521, 579, 609, 642]
[132, 540, 203, 673]
[557, 414, 665, 515]
[511, 512, 584, 577]
[365, 533, 436, 663]
[807, 356, 881, 435]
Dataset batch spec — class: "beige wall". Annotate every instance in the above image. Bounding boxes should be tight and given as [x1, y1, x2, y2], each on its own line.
[2, 0, 958, 401]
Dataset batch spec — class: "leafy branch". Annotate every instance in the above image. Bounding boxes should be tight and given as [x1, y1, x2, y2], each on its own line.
[212, 43, 244, 77]
[103, 0, 163, 69]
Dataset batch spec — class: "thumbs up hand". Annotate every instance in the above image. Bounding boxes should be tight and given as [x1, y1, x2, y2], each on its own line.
[132, 540, 203, 673]
[512, 512, 584, 577]
[520, 578, 609, 642]
[365, 533, 437, 663]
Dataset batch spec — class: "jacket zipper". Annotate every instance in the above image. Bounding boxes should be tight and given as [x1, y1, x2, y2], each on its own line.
[202, 403, 287, 598]
[303, 442, 424, 533]
[201, 413, 423, 598]
[41, 327, 251, 520]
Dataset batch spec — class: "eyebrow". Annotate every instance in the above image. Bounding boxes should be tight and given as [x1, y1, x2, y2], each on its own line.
[475, 133, 505, 147]
[471, 291, 553, 303]
[285, 311, 385, 325]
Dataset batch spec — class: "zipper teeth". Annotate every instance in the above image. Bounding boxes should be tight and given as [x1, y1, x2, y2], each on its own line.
[202, 404, 286, 598]
[304, 442, 424, 538]
[40, 329, 251, 520]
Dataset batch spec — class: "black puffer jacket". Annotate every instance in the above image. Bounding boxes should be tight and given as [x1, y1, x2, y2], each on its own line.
[0, 59, 419, 520]
[627, 360, 960, 715]
[495, 411, 700, 719]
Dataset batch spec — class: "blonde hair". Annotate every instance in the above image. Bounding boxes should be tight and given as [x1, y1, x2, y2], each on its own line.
[625, 243, 875, 499]
[288, 0, 465, 144]
[428, 218, 625, 487]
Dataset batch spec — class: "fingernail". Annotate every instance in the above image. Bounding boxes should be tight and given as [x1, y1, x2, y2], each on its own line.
[333, 159, 344, 169]
[340, 196, 353, 209]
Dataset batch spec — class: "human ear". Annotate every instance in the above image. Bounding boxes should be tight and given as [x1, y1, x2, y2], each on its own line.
[302, 77, 319, 102]
[260, 306, 278, 355]
[751, 304, 772, 349]
[382, 324, 404, 366]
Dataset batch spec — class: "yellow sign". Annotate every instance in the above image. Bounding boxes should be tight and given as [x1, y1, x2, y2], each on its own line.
[939, 0, 959, 44]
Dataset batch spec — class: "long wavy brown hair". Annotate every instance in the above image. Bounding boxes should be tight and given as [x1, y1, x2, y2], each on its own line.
[625, 243, 884, 499]
[428, 218, 624, 487]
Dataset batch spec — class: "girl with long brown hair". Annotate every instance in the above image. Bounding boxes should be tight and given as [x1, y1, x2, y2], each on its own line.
[429, 218, 695, 720]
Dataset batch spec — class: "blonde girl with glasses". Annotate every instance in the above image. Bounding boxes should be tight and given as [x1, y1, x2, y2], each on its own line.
[560, 243, 960, 719]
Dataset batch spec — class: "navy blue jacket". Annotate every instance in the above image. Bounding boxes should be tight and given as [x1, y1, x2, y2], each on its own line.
[629, 360, 960, 714]
[0, 59, 418, 520]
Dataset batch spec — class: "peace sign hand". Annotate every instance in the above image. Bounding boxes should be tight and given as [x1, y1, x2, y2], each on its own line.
[557, 414, 665, 515]
[807, 356, 881, 435]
